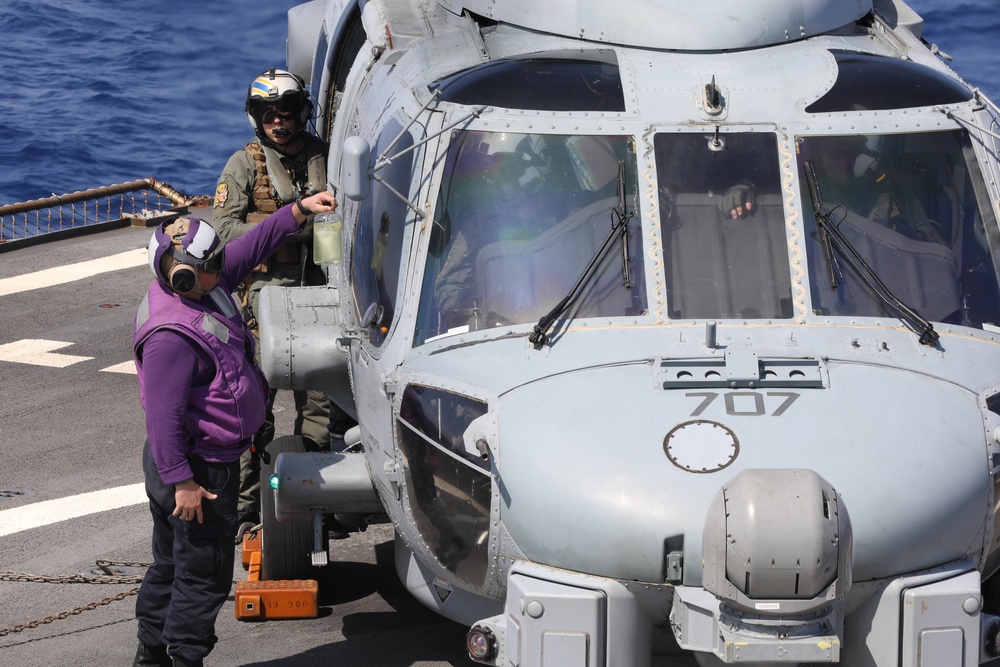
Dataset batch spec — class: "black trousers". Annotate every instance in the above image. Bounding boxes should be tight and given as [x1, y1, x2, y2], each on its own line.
[136, 441, 239, 661]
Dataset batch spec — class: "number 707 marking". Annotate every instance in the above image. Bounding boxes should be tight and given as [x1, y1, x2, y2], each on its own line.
[685, 391, 800, 417]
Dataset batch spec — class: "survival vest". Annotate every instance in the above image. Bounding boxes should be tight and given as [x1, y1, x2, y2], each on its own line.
[245, 136, 327, 217]
[134, 281, 268, 448]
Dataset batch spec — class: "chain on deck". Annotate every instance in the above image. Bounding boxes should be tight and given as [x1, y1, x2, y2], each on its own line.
[0, 560, 150, 638]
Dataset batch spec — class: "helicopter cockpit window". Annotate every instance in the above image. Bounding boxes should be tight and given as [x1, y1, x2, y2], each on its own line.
[655, 132, 793, 320]
[805, 51, 972, 113]
[351, 119, 415, 346]
[397, 384, 491, 586]
[797, 131, 1000, 330]
[399, 384, 489, 471]
[414, 130, 646, 346]
[429, 51, 625, 112]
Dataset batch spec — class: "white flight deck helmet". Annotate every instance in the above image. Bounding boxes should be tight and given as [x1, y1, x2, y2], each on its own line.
[147, 216, 225, 294]
[245, 68, 314, 146]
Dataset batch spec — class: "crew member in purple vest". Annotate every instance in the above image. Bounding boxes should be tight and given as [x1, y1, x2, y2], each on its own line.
[131, 190, 336, 667]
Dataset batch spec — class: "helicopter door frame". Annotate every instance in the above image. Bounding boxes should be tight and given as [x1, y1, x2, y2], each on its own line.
[345, 107, 445, 467]
[393, 107, 449, 355]
[350, 106, 445, 356]
[312, 2, 367, 142]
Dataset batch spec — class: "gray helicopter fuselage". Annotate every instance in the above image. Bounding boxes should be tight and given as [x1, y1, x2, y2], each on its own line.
[260, 0, 1000, 664]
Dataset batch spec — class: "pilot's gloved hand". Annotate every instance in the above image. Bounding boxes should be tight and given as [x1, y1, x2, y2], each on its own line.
[719, 182, 756, 219]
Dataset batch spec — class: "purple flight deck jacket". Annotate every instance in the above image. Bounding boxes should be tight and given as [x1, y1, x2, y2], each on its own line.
[133, 204, 302, 484]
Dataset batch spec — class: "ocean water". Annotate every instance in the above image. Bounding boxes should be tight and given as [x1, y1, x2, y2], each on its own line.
[908, 0, 1000, 100]
[0, 0, 996, 206]
[0, 0, 301, 204]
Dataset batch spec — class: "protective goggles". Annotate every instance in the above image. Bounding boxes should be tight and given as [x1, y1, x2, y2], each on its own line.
[175, 246, 225, 273]
[263, 109, 297, 124]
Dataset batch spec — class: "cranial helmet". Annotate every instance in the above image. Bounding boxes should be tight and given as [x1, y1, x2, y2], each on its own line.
[147, 216, 225, 293]
[245, 68, 313, 141]
[852, 134, 885, 180]
[477, 132, 553, 193]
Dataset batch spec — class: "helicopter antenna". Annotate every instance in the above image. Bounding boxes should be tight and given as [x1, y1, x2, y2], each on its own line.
[704, 75, 724, 115]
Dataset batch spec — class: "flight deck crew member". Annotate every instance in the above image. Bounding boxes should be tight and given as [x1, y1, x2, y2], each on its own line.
[212, 68, 335, 532]
[131, 191, 337, 667]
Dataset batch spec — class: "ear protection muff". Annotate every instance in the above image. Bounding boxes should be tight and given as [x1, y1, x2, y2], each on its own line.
[167, 262, 198, 294]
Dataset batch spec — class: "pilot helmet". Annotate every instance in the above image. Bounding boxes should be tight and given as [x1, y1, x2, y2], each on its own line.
[245, 68, 313, 141]
[852, 135, 885, 180]
[478, 133, 553, 193]
[147, 216, 225, 293]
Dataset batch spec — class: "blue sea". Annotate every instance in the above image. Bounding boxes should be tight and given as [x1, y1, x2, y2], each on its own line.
[0, 0, 996, 206]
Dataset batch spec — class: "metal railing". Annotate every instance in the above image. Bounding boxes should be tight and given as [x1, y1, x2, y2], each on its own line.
[0, 178, 208, 251]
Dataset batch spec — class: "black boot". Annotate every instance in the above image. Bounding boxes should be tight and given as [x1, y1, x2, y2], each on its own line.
[132, 642, 170, 667]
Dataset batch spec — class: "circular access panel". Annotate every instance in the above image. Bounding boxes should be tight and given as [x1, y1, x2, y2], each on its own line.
[663, 420, 740, 473]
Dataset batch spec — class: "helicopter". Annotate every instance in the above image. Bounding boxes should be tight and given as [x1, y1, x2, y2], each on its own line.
[252, 0, 1000, 664]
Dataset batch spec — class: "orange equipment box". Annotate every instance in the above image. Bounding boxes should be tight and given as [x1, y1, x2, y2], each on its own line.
[234, 578, 319, 620]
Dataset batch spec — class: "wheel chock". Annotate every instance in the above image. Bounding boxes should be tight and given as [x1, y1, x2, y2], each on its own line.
[235, 529, 319, 621]
[241, 530, 262, 570]
[235, 577, 319, 620]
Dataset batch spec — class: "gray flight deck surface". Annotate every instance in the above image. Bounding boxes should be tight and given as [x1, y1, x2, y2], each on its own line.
[0, 227, 701, 666]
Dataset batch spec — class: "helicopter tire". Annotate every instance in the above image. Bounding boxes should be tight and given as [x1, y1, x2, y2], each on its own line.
[260, 435, 316, 581]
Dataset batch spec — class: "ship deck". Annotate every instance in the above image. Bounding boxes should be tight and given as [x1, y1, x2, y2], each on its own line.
[0, 226, 478, 666]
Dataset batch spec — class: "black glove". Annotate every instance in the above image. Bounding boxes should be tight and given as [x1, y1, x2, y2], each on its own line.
[719, 182, 756, 219]
[252, 419, 274, 465]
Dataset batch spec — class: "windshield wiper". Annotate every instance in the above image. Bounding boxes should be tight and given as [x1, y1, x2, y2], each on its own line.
[529, 160, 634, 348]
[804, 163, 841, 290]
[617, 158, 633, 290]
[803, 161, 939, 346]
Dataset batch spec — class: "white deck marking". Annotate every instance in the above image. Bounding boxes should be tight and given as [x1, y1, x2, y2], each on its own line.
[0, 339, 93, 367]
[0, 483, 147, 538]
[101, 361, 138, 374]
[0, 248, 147, 297]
